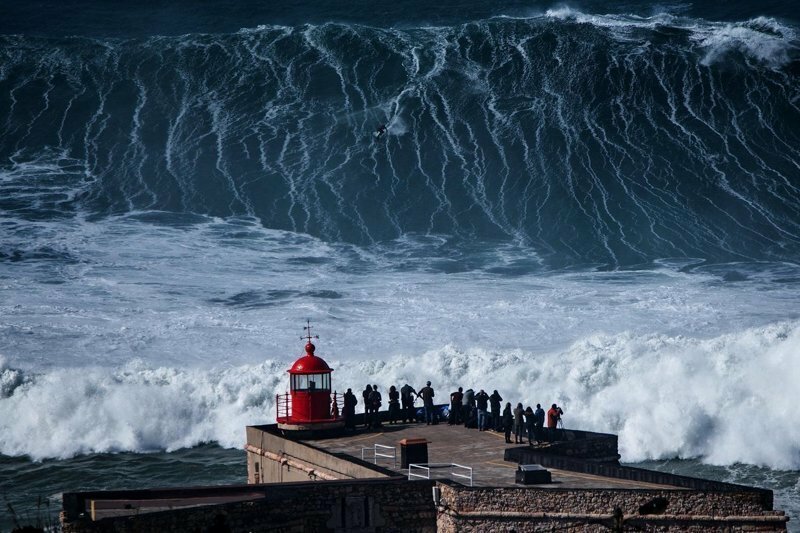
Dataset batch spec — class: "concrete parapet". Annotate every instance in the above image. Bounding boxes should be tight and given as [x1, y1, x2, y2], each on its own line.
[435, 481, 787, 532]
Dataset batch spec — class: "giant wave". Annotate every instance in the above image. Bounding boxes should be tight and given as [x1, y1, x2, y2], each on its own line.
[1, 12, 799, 268]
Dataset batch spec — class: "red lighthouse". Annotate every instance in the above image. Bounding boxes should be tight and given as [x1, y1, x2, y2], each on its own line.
[276, 322, 344, 433]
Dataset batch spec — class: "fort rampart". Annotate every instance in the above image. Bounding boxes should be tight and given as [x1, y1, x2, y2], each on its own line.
[61, 424, 787, 532]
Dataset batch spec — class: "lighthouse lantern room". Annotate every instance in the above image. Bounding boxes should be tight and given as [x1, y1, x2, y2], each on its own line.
[276, 322, 344, 433]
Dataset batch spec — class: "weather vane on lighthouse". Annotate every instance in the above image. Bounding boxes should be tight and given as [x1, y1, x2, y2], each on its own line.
[301, 319, 319, 344]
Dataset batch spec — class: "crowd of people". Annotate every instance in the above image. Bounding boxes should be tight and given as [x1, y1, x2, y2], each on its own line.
[339, 382, 565, 445]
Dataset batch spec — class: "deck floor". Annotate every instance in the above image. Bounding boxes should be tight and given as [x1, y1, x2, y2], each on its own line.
[305, 422, 683, 489]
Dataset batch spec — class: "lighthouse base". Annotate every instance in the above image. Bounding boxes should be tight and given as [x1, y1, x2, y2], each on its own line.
[276, 419, 345, 438]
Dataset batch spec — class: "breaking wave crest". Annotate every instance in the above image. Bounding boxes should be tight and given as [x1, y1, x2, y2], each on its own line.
[2, 322, 799, 469]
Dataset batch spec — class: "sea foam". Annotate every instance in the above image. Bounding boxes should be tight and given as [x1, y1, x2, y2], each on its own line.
[2, 321, 798, 469]
[693, 17, 798, 66]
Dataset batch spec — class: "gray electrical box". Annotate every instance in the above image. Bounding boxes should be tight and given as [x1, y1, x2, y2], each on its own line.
[515, 464, 551, 484]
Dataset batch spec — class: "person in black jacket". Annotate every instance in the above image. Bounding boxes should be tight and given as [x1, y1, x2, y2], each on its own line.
[502, 402, 513, 443]
[534, 403, 545, 443]
[524, 405, 535, 445]
[514, 403, 525, 444]
[362, 384, 373, 428]
[462, 388, 475, 427]
[369, 385, 383, 428]
[449, 387, 463, 425]
[400, 384, 417, 423]
[388, 385, 400, 424]
[343, 388, 358, 430]
[475, 389, 490, 431]
[489, 390, 503, 431]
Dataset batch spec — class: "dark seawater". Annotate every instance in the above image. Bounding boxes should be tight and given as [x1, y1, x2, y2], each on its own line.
[1, 0, 799, 530]
[1, 445, 246, 528]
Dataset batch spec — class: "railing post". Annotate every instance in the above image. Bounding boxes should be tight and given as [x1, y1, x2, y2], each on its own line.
[331, 391, 339, 418]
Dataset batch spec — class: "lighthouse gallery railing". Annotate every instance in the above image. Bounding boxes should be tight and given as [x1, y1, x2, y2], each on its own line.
[275, 391, 344, 421]
[276, 393, 292, 420]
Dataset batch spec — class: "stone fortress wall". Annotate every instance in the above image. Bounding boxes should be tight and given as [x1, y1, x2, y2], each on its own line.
[61, 424, 788, 532]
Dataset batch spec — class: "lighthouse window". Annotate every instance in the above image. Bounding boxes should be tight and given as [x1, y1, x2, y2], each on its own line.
[292, 374, 308, 390]
[291, 373, 330, 391]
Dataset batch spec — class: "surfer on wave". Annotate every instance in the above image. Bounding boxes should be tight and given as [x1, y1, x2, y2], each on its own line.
[374, 124, 387, 140]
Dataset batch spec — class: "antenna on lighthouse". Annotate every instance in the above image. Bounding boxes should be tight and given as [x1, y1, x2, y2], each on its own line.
[301, 319, 319, 344]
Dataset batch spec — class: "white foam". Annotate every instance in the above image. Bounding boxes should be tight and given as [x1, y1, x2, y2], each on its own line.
[541, 8, 798, 68]
[692, 17, 797, 67]
[2, 321, 800, 468]
[1, 216, 799, 466]
[563, 323, 800, 469]
[0, 357, 287, 458]
[544, 7, 677, 30]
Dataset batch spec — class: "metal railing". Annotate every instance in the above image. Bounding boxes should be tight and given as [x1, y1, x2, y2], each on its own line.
[276, 392, 291, 420]
[361, 444, 397, 467]
[407, 463, 473, 486]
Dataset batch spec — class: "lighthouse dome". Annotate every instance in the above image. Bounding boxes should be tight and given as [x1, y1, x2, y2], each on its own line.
[289, 342, 333, 374]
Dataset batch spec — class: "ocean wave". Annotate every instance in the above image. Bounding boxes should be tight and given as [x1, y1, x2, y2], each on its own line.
[2, 322, 799, 469]
[0, 13, 798, 267]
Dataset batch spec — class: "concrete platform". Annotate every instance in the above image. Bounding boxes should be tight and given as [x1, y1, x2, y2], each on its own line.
[302, 422, 684, 490]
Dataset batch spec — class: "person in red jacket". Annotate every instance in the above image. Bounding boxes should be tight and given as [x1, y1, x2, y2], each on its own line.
[547, 403, 564, 442]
